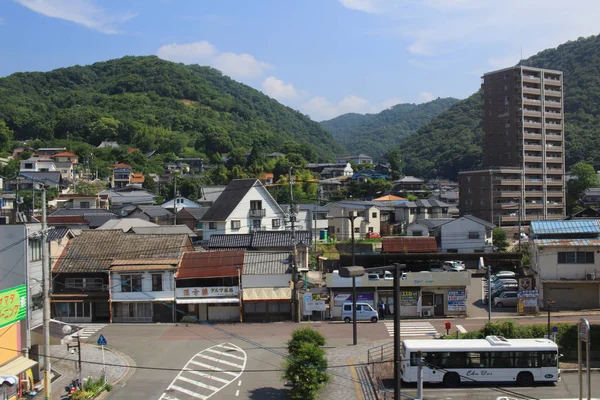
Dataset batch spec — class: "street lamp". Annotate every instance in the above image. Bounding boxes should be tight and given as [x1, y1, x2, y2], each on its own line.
[62, 325, 82, 387]
[339, 266, 365, 346]
[547, 299, 556, 339]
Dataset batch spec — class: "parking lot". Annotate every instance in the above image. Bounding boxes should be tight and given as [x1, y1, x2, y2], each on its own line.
[467, 273, 520, 319]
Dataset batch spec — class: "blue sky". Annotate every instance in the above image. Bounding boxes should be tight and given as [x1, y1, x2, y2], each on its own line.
[1, 0, 599, 121]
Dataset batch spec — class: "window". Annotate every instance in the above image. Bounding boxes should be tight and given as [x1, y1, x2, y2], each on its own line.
[209, 222, 217, 230]
[231, 220, 241, 229]
[54, 302, 90, 318]
[79, 201, 90, 209]
[372, 212, 377, 218]
[468, 231, 480, 239]
[343, 304, 351, 311]
[151, 274, 163, 292]
[354, 227, 359, 233]
[369, 227, 374, 233]
[250, 200, 262, 210]
[252, 220, 261, 228]
[29, 238, 42, 261]
[410, 209, 416, 215]
[557, 252, 594, 264]
[121, 275, 142, 292]
[272, 219, 281, 228]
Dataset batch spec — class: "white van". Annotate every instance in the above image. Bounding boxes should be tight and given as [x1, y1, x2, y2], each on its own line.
[341, 302, 378, 323]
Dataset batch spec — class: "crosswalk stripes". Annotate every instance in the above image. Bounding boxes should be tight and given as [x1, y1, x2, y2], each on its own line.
[384, 321, 438, 338]
[70, 324, 107, 341]
[159, 342, 247, 400]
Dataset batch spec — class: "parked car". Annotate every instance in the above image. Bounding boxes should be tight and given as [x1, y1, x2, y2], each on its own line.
[443, 261, 465, 272]
[368, 273, 380, 281]
[491, 278, 518, 291]
[489, 271, 517, 282]
[483, 285, 518, 304]
[494, 291, 518, 308]
[342, 302, 379, 323]
[365, 232, 381, 239]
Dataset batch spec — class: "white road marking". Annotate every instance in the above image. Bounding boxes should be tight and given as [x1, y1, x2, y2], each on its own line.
[237, 380, 241, 387]
[385, 321, 438, 338]
[456, 324, 467, 333]
[159, 342, 247, 400]
[235, 390, 239, 396]
[70, 324, 107, 340]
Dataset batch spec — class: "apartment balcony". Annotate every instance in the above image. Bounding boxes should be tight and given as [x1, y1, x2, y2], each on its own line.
[545, 213, 565, 220]
[524, 167, 543, 174]
[496, 191, 522, 197]
[545, 144, 563, 151]
[544, 77, 562, 86]
[545, 97, 561, 105]
[523, 121, 542, 129]
[523, 97, 541, 105]
[545, 134, 563, 141]
[248, 209, 266, 218]
[522, 75, 541, 83]
[524, 156, 543, 162]
[524, 179, 543, 186]
[545, 122, 563, 129]
[494, 179, 522, 185]
[523, 87, 541, 95]
[522, 109, 542, 117]
[546, 179, 564, 186]
[544, 88, 562, 95]
[547, 169, 563, 175]
[500, 215, 519, 223]
[546, 202, 564, 208]
[495, 202, 520, 210]
[524, 189, 543, 196]
[544, 112, 562, 119]
[546, 158, 564, 166]
[522, 132, 542, 140]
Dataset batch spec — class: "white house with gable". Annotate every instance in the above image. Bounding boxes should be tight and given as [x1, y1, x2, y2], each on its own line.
[439, 215, 495, 253]
[200, 179, 286, 241]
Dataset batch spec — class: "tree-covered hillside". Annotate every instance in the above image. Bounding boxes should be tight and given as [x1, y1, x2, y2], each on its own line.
[0, 56, 343, 162]
[402, 34, 600, 179]
[320, 97, 459, 160]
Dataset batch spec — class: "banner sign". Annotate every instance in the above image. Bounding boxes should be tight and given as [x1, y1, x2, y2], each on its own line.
[447, 290, 467, 312]
[0, 284, 27, 329]
[176, 286, 238, 298]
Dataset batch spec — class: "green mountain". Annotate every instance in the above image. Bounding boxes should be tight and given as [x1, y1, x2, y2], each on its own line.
[320, 97, 459, 160]
[402, 34, 600, 179]
[0, 56, 343, 162]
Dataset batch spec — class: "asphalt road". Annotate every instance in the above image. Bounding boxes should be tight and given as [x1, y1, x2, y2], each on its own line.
[396, 371, 599, 399]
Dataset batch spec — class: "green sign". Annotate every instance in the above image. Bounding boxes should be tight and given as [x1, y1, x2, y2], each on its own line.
[0, 284, 27, 329]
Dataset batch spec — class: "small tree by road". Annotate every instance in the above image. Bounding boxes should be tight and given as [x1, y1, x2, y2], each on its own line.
[282, 327, 330, 400]
[492, 227, 509, 252]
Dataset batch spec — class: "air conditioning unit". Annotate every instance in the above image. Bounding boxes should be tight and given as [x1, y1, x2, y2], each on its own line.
[423, 310, 432, 317]
[587, 273, 596, 281]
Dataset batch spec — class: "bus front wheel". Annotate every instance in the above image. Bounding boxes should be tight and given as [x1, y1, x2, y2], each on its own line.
[516, 372, 534, 386]
[443, 372, 460, 387]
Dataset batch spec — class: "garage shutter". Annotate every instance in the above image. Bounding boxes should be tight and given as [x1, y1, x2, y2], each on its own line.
[208, 305, 239, 321]
[544, 284, 598, 309]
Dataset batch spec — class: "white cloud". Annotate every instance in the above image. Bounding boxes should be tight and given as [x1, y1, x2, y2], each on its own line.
[418, 92, 435, 103]
[262, 76, 300, 101]
[408, 40, 431, 55]
[15, 0, 135, 34]
[156, 41, 272, 79]
[0, 16, 4, 24]
[338, 0, 383, 14]
[301, 95, 403, 120]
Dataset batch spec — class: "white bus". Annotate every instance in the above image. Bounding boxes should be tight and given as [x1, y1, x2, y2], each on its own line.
[401, 336, 559, 387]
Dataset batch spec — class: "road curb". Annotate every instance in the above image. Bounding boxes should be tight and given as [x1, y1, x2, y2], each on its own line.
[561, 368, 600, 373]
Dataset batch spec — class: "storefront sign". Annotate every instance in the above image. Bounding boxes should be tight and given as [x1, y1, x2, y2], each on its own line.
[176, 287, 239, 298]
[304, 293, 326, 313]
[447, 290, 467, 312]
[333, 293, 374, 306]
[401, 290, 418, 307]
[0, 284, 27, 329]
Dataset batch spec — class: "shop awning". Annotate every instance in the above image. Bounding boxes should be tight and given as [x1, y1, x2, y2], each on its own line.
[0, 356, 37, 376]
[243, 287, 291, 301]
[110, 298, 174, 302]
[176, 298, 239, 304]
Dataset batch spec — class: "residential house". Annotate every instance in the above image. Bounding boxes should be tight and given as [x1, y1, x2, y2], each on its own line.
[47, 216, 91, 231]
[406, 218, 453, 238]
[130, 173, 145, 185]
[206, 230, 311, 259]
[52, 151, 79, 164]
[439, 215, 495, 253]
[176, 158, 204, 173]
[374, 163, 392, 175]
[265, 152, 286, 159]
[97, 141, 120, 148]
[529, 219, 600, 309]
[281, 204, 329, 243]
[175, 251, 245, 322]
[100, 186, 157, 212]
[36, 147, 66, 157]
[126, 205, 173, 225]
[437, 190, 459, 206]
[260, 172, 274, 185]
[20, 157, 57, 172]
[50, 208, 117, 229]
[580, 187, 600, 207]
[6, 172, 63, 190]
[194, 185, 226, 207]
[406, 221, 431, 237]
[336, 154, 373, 165]
[176, 207, 209, 235]
[567, 207, 600, 219]
[109, 258, 180, 323]
[373, 194, 407, 202]
[0, 192, 16, 223]
[112, 163, 133, 188]
[160, 196, 201, 213]
[393, 199, 453, 228]
[318, 178, 344, 199]
[327, 201, 394, 240]
[51, 230, 192, 323]
[351, 170, 390, 183]
[54, 161, 75, 181]
[242, 252, 293, 322]
[97, 218, 158, 231]
[307, 163, 353, 177]
[130, 225, 197, 239]
[55, 193, 110, 210]
[393, 176, 427, 195]
[200, 179, 286, 241]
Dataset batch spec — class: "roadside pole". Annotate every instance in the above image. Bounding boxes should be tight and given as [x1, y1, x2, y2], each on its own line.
[487, 265, 492, 321]
[41, 186, 52, 400]
[416, 351, 424, 400]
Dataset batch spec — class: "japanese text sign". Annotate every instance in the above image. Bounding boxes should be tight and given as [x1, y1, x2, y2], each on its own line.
[0, 285, 27, 329]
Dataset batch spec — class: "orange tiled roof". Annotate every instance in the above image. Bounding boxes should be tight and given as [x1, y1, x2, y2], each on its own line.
[113, 163, 132, 168]
[373, 194, 407, 201]
[53, 152, 77, 157]
[127, 148, 140, 154]
[130, 173, 145, 183]
[176, 251, 245, 279]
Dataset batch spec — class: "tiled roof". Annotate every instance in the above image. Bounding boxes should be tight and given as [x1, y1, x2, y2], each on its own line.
[332, 200, 394, 211]
[373, 195, 407, 201]
[252, 230, 312, 248]
[394, 199, 452, 208]
[131, 225, 197, 237]
[53, 152, 77, 157]
[130, 173, 144, 183]
[461, 215, 496, 229]
[110, 258, 179, 272]
[114, 163, 131, 168]
[416, 219, 453, 228]
[533, 238, 600, 247]
[176, 250, 245, 279]
[208, 234, 253, 250]
[530, 220, 600, 235]
[177, 207, 208, 221]
[200, 179, 260, 222]
[136, 205, 173, 218]
[50, 208, 117, 228]
[382, 237, 438, 253]
[127, 148, 140, 154]
[47, 216, 90, 225]
[53, 230, 191, 273]
[97, 218, 158, 231]
[243, 252, 292, 275]
[46, 227, 72, 242]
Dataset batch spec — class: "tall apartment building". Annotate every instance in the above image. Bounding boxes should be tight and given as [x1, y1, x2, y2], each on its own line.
[459, 65, 565, 226]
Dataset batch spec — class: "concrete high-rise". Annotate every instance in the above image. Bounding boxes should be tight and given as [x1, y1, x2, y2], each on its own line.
[459, 65, 565, 226]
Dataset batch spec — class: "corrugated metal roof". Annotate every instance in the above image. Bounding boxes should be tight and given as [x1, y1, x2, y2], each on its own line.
[382, 237, 438, 253]
[176, 250, 245, 279]
[533, 238, 600, 247]
[531, 220, 600, 235]
[46, 227, 71, 242]
[243, 252, 292, 275]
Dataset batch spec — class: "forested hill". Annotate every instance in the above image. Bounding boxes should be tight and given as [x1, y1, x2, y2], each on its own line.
[401, 34, 600, 180]
[320, 97, 459, 160]
[0, 56, 343, 161]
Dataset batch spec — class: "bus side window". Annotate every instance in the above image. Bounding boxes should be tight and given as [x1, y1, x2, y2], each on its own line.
[468, 352, 480, 368]
[541, 352, 557, 367]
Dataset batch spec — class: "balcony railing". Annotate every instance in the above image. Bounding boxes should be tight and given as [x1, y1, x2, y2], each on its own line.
[249, 208, 266, 218]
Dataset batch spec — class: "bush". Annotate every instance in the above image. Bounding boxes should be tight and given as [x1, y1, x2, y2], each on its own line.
[282, 327, 330, 400]
[287, 327, 326, 357]
[282, 342, 330, 400]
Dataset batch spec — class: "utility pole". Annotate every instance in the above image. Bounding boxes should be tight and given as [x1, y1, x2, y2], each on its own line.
[393, 263, 406, 400]
[77, 335, 82, 386]
[289, 168, 299, 322]
[173, 176, 177, 225]
[416, 350, 424, 400]
[488, 265, 492, 322]
[41, 186, 52, 400]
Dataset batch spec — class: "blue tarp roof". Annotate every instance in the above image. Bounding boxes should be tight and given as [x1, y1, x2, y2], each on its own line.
[530, 220, 600, 235]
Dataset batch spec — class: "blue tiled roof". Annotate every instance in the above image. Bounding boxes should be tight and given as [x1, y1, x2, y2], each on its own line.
[530, 220, 600, 235]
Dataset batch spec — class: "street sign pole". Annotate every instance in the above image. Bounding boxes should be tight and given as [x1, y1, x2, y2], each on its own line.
[578, 318, 591, 400]
[97, 334, 108, 379]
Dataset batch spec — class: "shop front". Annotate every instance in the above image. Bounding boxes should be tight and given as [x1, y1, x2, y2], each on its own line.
[176, 286, 240, 322]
